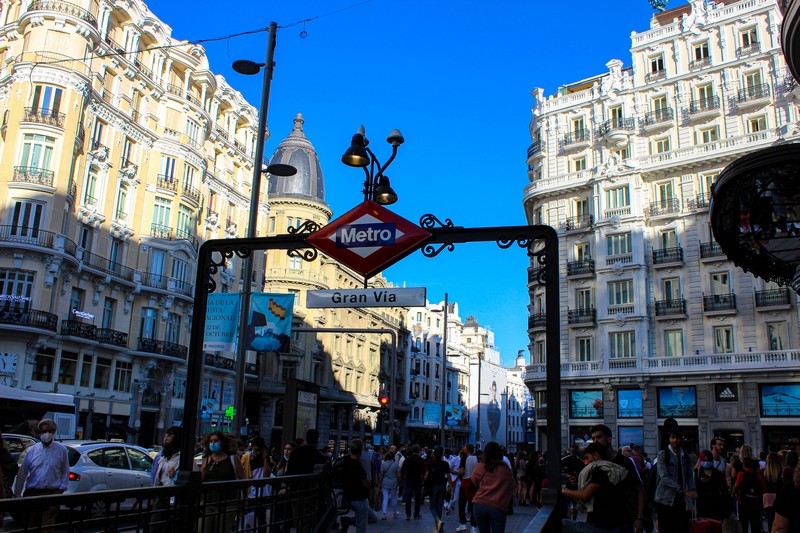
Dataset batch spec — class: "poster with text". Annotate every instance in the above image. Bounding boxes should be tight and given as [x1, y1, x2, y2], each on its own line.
[203, 294, 241, 351]
[247, 293, 295, 352]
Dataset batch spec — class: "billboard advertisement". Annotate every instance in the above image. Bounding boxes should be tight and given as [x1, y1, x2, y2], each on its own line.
[471, 359, 507, 446]
[246, 293, 295, 352]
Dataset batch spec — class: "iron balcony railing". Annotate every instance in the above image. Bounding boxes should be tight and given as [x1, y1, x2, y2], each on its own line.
[689, 95, 721, 114]
[150, 223, 172, 241]
[120, 156, 137, 170]
[90, 139, 107, 152]
[567, 259, 595, 276]
[653, 247, 684, 264]
[528, 313, 547, 329]
[214, 126, 229, 140]
[103, 34, 125, 54]
[695, 193, 710, 208]
[137, 337, 188, 360]
[568, 307, 596, 324]
[0, 225, 55, 248]
[28, 0, 97, 26]
[565, 214, 593, 231]
[645, 70, 666, 83]
[703, 293, 737, 312]
[61, 319, 97, 340]
[82, 193, 98, 207]
[0, 307, 58, 331]
[654, 298, 686, 316]
[598, 117, 636, 136]
[22, 107, 65, 127]
[561, 129, 591, 146]
[175, 228, 197, 249]
[647, 197, 681, 216]
[736, 83, 770, 104]
[700, 240, 725, 258]
[13, 166, 54, 186]
[528, 265, 545, 283]
[82, 249, 135, 281]
[689, 56, 713, 70]
[736, 42, 760, 58]
[115, 209, 128, 222]
[97, 328, 128, 347]
[205, 353, 235, 371]
[527, 140, 543, 158]
[755, 288, 791, 307]
[642, 107, 674, 126]
[182, 183, 201, 202]
[156, 174, 178, 191]
[132, 58, 151, 79]
[141, 271, 169, 290]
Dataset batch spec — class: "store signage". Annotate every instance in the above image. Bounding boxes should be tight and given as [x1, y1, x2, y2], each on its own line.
[715, 383, 739, 402]
[306, 287, 426, 308]
[71, 308, 94, 320]
[306, 201, 430, 277]
[0, 352, 18, 377]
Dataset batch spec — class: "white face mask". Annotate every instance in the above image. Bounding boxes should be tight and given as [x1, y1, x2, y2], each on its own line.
[40, 432, 54, 444]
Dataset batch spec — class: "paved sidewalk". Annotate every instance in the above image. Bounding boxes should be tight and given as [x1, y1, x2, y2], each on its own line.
[335, 501, 540, 533]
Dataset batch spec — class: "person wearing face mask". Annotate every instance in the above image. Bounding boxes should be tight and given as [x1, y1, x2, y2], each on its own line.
[695, 449, 730, 522]
[199, 431, 244, 533]
[13, 419, 69, 531]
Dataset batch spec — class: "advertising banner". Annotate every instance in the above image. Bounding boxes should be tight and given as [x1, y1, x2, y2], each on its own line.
[445, 404, 467, 427]
[203, 294, 241, 351]
[423, 401, 441, 426]
[247, 293, 295, 352]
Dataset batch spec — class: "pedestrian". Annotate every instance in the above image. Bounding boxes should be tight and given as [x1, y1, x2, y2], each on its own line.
[241, 436, 270, 530]
[732, 456, 766, 533]
[528, 451, 547, 506]
[0, 432, 18, 501]
[198, 431, 244, 533]
[12, 419, 69, 532]
[470, 441, 515, 533]
[379, 450, 400, 519]
[425, 446, 450, 533]
[695, 449, 730, 521]
[515, 450, 529, 505]
[401, 444, 426, 520]
[447, 447, 462, 514]
[762, 451, 783, 532]
[772, 464, 800, 532]
[653, 426, 696, 533]
[285, 428, 327, 475]
[151, 426, 183, 532]
[334, 438, 372, 533]
[457, 444, 479, 532]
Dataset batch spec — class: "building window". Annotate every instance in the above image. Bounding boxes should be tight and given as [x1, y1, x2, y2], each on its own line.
[160, 156, 177, 181]
[58, 351, 78, 385]
[102, 298, 115, 330]
[607, 233, 631, 256]
[748, 115, 766, 133]
[609, 331, 635, 359]
[31, 84, 63, 115]
[663, 277, 681, 300]
[69, 287, 85, 317]
[693, 41, 709, 61]
[165, 312, 181, 345]
[713, 326, 734, 353]
[11, 200, 44, 239]
[92, 120, 105, 146]
[654, 137, 671, 154]
[605, 186, 630, 209]
[664, 330, 683, 357]
[744, 70, 762, 90]
[0, 269, 34, 309]
[699, 126, 719, 144]
[650, 55, 664, 73]
[171, 257, 187, 283]
[177, 206, 194, 238]
[741, 27, 758, 47]
[574, 242, 590, 262]
[32, 348, 55, 382]
[659, 229, 678, 249]
[617, 389, 643, 418]
[657, 386, 697, 417]
[79, 354, 93, 387]
[534, 340, 545, 364]
[576, 287, 592, 309]
[700, 173, 718, 197]
[577, 337, 593, 361]
[289, 256, 302, 269]
[767, 322, 788, 351]
[113, 361, 132, 392]
[94, 357, 111, 389]
[186, 119, 201, 146]
[652, 95, 668, 115]
[710, 271, 730, 295]
[183, 164, 197, 188]
[140, 307, 158, 340]
[608, 280, 634, 306]
[573, 157, 586, 172]
[114, 184, 128, 221]
[153, 197, 171, 228]
[20, 134, 55, 170]
[121, 137, 134, 166]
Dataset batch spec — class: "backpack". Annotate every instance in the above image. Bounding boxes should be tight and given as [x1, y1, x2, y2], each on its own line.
[738, 471, 763, 510]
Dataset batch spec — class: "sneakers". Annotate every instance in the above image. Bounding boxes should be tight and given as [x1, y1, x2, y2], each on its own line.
[394, 512, 400, 518]
[382, 513, 387, 520]
[456, 525, 468, 532]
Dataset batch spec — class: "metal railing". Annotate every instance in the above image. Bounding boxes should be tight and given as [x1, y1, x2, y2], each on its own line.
[567, 259, 595, 276]
[567, 307, 596, 324]
[736, 42, 760, 57]
[0, 472, 334, 533]
[156, 174, 178, 191]
[755, 288, 791, 307]
[527, 140, 542, 158]
[61, 319, 97, 339]
[182, 183, 201, 202]
[689, 95, 721, 114]
[165, 82, 185, 98]
[736, 83, 771, 103]
[689, 56, 713, 70]
[28, 0, 97, 26]
[173, 279, 194, 297]
[561, 129, 591, 146]
[151, 223, 173, 241]
[205, 353, 235, 371]
[82, 249, 136, 281]
[141, 271, 169, 290]
[0, 225, 55, 248]
[137, 337, 188, 359]
[703, 293, 737, 312]
[695, 193, 710, 208]
[175, 228, 198, 249]
[528, 313, 547, 329]
[97, 328, 129, 347]
[700, 240, 725, 258]
[13, 166, 54, 186]
[0, 307, 58, 331]
[22, 106, 65, 127]
[645, 70, 666, 83]
[654, 298, 686, 316]
[647, 197, 681, 216]
[598, 117, 636, 136]
[653, 246, 683, 264]
[642, 107, 674, 126]
[565, 214, 592, 231]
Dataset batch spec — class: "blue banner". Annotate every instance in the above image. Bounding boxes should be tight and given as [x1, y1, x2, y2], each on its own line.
[247, 293, 295, 352]
[204, 293, 241, 351]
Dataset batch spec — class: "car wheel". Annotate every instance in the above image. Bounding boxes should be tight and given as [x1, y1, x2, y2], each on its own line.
[86, 499, 108, 519]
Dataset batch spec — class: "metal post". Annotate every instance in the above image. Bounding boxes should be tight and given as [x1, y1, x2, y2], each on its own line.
[476, 354, 481, 446]
[233, 22, 278, 438]
[439, 293, 448, 446]
[544, 234, 561, 488]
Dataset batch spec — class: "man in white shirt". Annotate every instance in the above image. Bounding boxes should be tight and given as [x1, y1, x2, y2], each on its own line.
[457, 444, 479, 532]
[446, 449, 461, 514]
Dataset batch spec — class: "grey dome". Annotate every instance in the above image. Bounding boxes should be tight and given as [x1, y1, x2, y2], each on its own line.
[267, 113, 325, 203]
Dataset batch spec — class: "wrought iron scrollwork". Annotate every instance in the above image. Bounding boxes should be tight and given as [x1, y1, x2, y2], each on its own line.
[287, 247, 318, 262]
[528, 232, 555, 286]
[419, 213, 455, 229]
[422, 242, 455, 258]
[203, 245, 251, 293]
[287, 220, 321, 235]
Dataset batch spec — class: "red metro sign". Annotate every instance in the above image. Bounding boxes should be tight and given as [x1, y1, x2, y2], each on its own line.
[306, 201, 431, 278]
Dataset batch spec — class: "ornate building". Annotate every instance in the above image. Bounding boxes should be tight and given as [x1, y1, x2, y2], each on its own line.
[524, 0, 800, 453]
[0, 0, 264, 445]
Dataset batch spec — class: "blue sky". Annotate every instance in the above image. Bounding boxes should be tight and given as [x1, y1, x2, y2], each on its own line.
[148, 0, 689, 366]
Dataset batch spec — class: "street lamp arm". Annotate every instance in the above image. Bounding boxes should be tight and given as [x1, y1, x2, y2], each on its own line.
[376, 143, 399, 178]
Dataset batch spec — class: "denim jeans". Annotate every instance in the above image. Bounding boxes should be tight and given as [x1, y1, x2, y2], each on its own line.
[473, 503, 507, 533]
[403, 482, 422, 517]
[429, 483, 446, 521]
[349, 499, 370, 533]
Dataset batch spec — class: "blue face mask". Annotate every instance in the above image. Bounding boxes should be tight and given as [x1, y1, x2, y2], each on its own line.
[701, 461, 713, 469]
[209, 442, 221, 453]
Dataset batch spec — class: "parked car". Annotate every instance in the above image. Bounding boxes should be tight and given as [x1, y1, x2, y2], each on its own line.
[2, 433, 38, 461]
[16, 441, 153, 518]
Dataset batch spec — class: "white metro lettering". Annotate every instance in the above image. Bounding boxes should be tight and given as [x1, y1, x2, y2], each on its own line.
[336, 222, 396, 248]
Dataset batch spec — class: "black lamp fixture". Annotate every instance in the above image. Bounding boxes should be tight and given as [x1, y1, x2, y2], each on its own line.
[341, 125, 404, 205]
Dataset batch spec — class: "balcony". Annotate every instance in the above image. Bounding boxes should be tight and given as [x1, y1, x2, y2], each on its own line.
[641, 107, 674, 132]
[654, 298, 686, 317]
[12, 166, 54, 187]
[700, 241, 725, 259]
[136, 337, 187, 360]
[603, 206, 631, 220]
[755, 288, 792, 309]
[567, 307, 596, 325]
[141, 271, 169, 290]
[689, 57, 712, 70]
[694, 193, 710, 209]
[645, 70, 666, 83]
[27, 0, 97, 27]
[165, 83, 187, 99]
[567, 259, 595, 277]
[736, 42, 760, 58]
[561, 129, 591, 151]
[175, 228, 197, 250]
[598, 117, 636, 145]
[527, 265, 545, 284]
[22, 107, 65, 128]
[61, 319, 97, 340]
[528, 313, 547, 330]
[156, 175, 178, 192]
[565, 214, 593, 232]
[182, 183, 201, 203]
[150, 223, 172, 241]
[653, 247, 684, 266]
[97, 328, 128, 348]
[703, 293, 737, 313]
[647, 197, 681, 216]
[735, 83, 771, 109]
[527, 140, 543, 163]
[0, 307, 57, 331]
[81, 249, 136, 282]
[0, 225, 55, 249]
[205, 353, 235, 371]
[172, 279, 194, 297]
[688, 96, 721, 121]
[606, 253, 632, 266]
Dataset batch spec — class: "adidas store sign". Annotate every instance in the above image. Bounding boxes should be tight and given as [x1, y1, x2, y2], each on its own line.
[715, 383, 739, 402]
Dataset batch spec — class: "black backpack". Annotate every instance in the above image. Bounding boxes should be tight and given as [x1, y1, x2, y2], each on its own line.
[738, 471, 763, 510]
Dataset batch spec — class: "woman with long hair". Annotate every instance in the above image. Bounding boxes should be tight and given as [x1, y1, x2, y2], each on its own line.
[271, 441, 297, 533]
[772, 462, 800, 533]
[199, 431, 245, 533]
[379, 451, 400, 519]
[470, 441, 515, 533]
[515, 450, 529, 505]
[151, 426, 183, 532]
[763, 452, 783, 532]
[425, 446, 450, 533]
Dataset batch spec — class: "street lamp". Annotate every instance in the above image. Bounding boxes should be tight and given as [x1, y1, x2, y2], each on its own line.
[230, 22, 297, 439]
[341, 125, 404, 205]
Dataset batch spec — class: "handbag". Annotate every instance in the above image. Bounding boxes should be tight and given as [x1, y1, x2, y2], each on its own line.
[763, 492, 777, 508]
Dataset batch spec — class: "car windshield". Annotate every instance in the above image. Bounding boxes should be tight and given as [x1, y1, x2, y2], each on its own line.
[67, 447, 81, 467]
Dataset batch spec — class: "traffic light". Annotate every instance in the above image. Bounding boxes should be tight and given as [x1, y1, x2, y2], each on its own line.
[379, 395, 389, 407]
[379, 395, 390, 420]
